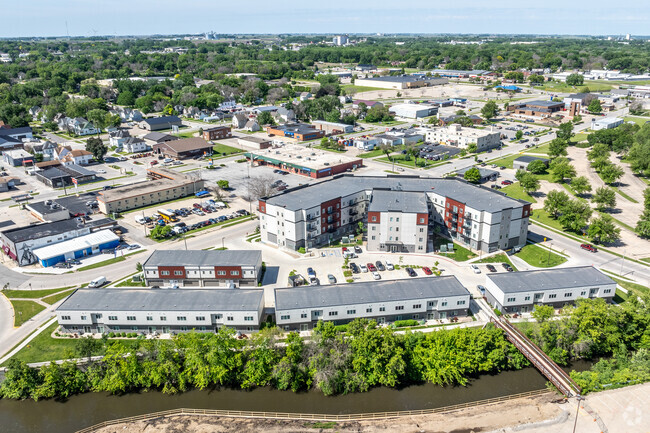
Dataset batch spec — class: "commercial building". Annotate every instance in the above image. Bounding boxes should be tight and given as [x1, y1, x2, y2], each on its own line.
[0, 126, 33, 143]
[455, 167, 498, 184]
[332, 35, 349, 46]
[352, 100, 383, 110]
[389, 103, 438, 119]
[143, 250, 263, 288]
[563, 93, 598, 109]
[35, 164, 97, 188]
[2, 149, 34, 166]
[97, 168, 204, 214]
[140, 115, 183, 131]
[259, 174, 530, 253]
[354, 75, 448, 90]
[33, 229, 120, 267]
[591, 117, 624, 131]
[153, 137, 213, 159]
[513, 156, 550, 171]
[485, 266, 616, 313]
[237, 136, 272, 150]
[27, 193, 99, 222]
[56, 288, 265, 334]
[426, 124, 501, 151]
[311, 120, 354, 135]
[374, 128, 425, 146]
[265, 123, 325, 141]
[245, 145, 362, 179]
[143, 132, 179, 146]
[0, 217, 116, 266]
[275, 276, 471, 331]
[438, 114, 483, 126]
[508, 100, 564, 118]
[202, 126, 233, 141]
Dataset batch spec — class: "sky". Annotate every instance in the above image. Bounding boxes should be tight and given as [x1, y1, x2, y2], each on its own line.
[4, 0, 649, 38]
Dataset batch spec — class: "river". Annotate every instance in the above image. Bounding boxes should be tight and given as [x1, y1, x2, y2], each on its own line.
[0, 361, 593, 433]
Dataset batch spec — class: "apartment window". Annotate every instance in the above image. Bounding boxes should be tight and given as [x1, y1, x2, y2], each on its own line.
[590, 288, 598, 294]
[396, 217, 399, 222]
[395, 237, 399, 241]
[412, 304, 422, 309]
[174, 271, 183, 276]
[180, 326, 188, 332]
[390, 217, 393, 222]
[95, 314, 102, 319]
[227, 316, 234, 321]
[131, 326, 138, 331]
[428, 301, 437, 307]
[366, 308, 372, 313]
[347, 309, 356, 315]
[418, 238, 423, 242]
[371, 216, 377, 222]
[61, 315, 71, 320]
[161, 271, 170, 276]
[108, 316, 117, 321]
[441, 302, 447, 307]
[177, 316, 187, 321]
[379, 307, 385, 312]
[196, 316, 206, 321]
[160, 316, 167, 321]
[457, 300, 466, 305]
[217, 271, 226, 276]
[127, 316, 136, 321]
[371, 236, 376, 240]
[580, 291, 586, 296]
[372, 226, 376, 231]
[328, 311, 338, 316]
[419, 218, 425, 224]
[231, 271, 239, 276]
[564, 292, 572, 298]
[395, 227, 399, 232]
[548, 294, 557, 299]
[419, 228, 424, 233]
[300, 313, 307, 319]
[80, 315, 87, 320]
[413, 314, 419, 319]
[244, 316, 254, 321]
[313, 311, 322, 317]
[146, 316, 153, 321]
[604, 289, 612, 294]
[524, 296, 531, 301]
[395, 306, 404, 311]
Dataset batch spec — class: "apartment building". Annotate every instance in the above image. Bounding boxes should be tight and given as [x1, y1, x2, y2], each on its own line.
[56, 288, 265, 334]
[426, 124, 501, 151]
[275, 276, 471, 331]
[367, 190, 429, 252]
[485, 266, 616, 313]
[143, 250, 263, 288]
[259, 175, 530, 254]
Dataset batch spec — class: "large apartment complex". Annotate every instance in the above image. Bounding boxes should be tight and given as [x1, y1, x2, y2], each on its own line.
[426, 124, 501, 151]
[259, 175, 530, 253]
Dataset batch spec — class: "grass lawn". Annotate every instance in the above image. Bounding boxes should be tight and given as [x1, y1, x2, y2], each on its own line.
[1, 287, 75, 299]
[572, 132, 589, 143]
[42, 289, 76, 305]
[212, 143, 243, 156]
[358, 149, 387, 158]
[486, 153, 523, 169]
[116, 277, 147, 287]
[12, 300, 46, 327]
[502, 183, 537, 203]
[433, 238, 477, 261]
[623, 116, 649, 126]
[76, 250, 146, 271]
[376, 155, 436, 168]
[609, 276, 649, 297]
[342, 84, 393, 93]
[529, 208, 567, 232]
[475, 253, 518, 270]
[524, 142, 551, 155]
[515, 243, 567, 268]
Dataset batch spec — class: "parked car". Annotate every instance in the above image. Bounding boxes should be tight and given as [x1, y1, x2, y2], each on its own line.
[405, 267, 417, 277]
[477, 285, 486, 294]
[501, 180, 513, 185]
[502, 263, 514, 272]
[350, 263, 360, 273]
[375, 261, 385, 271]
[422, 267, 433, 275]
[327, 274, 337, 284]
[471, 264, 481, 274]
[359, 264, 368, 273]
[486, 264, 497, 272]
[491, 185, 502, 190]
[127, 244, 140, 250]
[367, 263, 377, 272]
[354, 246, 362, 254]
[385, 260, 395, 271]
[307, 267, 316, 278]
[372, 271, 381, 280]
[581, 244, 598, 253]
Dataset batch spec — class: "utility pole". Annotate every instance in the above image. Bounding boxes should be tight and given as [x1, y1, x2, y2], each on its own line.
[620, 250, 626, 276]
[547, 242, 552, 266]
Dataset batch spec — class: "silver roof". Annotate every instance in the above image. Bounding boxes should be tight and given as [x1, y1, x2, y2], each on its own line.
[58, 289, 264, 311]
[487, 266, 616, 293]
[143, 250, 262, 267]
[369, 190, 428, 213]
[264, 175, 525, 212]
[275, 276, 469, 310]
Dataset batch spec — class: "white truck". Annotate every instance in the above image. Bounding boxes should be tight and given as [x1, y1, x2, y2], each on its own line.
[88, 276, 106, 288]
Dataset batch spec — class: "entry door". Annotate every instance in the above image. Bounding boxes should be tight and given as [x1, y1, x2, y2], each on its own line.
[439, 312, 447, 319]
[162, 326, 170, 333]
[427, 313, 435, 320]
[300, 324, 308, 331]
[378, 317, 385, 324]
[148, 326, 156, 333]
[97, 326, 104, 334]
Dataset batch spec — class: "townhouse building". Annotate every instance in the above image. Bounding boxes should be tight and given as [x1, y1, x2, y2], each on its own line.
[259, 175, 530, 254]
[485, 266, 616, 313]
[56, 289, 265, 334]
[275, 276, 471, 331]
[143, 250, 263, 288]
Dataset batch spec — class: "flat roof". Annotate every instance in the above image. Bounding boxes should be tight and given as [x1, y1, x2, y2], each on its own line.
[487, 266, 616, 293]
[1, 218, 115, 243]
[144, 249, 261, 267]
[358, 75, 447, 83]
[33, 229, 119, 260]
[3, 149, 32, 158]
[525, 100, 564, 108]
[98, 178, 196, 203]
[275, 276, 469, 310]
[456, 167, 498, 178]
[238, 136, 271, 144]
[593, 117, 623, 125]
[264, 175, 526, 213]
[246, 144, 361, 172]
[142, 115, 181, 125]
[270, 123, 321, 135]
[58, 288, 264, 312]
[514, 155, 549, 163]
[156, 137, 212, 153]
[369, 190, 428, 213]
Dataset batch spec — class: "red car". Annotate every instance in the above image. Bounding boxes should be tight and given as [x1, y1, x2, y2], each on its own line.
[501, 180, 513, 185]
[367, 263, 377, 272]
[342, 247, 348, 252]
[581, 244, 598, 253]
[422, 267, 433, 275]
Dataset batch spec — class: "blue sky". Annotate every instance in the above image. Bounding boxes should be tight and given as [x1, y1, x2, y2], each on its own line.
[4, 1, 649, 38]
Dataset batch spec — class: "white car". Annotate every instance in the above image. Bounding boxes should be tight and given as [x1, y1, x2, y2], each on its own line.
[471, 264, 481, 274]
[372, 271, 381, 280]
[360, 264, 368, 273]
[97, 169, 106, 173]
[385, 260, 395, 271]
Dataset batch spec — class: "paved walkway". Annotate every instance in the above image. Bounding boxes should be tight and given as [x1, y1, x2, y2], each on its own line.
[0, 316, 57, 365]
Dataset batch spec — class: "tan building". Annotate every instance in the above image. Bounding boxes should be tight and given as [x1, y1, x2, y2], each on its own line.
[97, 168, 204, 214]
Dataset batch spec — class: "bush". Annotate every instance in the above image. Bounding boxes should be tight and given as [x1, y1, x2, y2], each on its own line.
[494, 308, 503, 316]
[298, 247, 306, 254]
[393, 320, 419, 328]
[108, 332, 115, 338]
[334, 324, 349, 333]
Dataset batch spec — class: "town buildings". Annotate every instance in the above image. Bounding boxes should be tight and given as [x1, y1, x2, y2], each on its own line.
[33, 229, 120, 267]
[265, 123, 325, 141]
[332, 35, 349, 46]
[237, 136, 271, 150]
[2, 149, 34, 166]
[311, 120, 354, 135]
[143, 250, 263, 288]
[202, 126, 232, 141]
[259, 175, 530, 253]
[56, 288, 265, 334]
[58, 117, 100, 136]
[390, 103, 438, 119]
[426, 124, 501, 151]
[507, 100, 564, 118]
[152, 137, 213, 159]
[275, 276, 471, 331]
[354, 75, 448, 90]
[140, 115, 183, 131]
[485, 266, 617, 313]
[35, 164, 97, 188]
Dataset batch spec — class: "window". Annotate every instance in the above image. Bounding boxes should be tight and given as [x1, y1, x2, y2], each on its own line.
[371, 236, 376, 240]
[457, 300, 466, 305]
[95, 314, 102, 319]
[196, 316, 206, 321]
[524, 296, 531, 301]
[180, 326, 188, 331]
[396, 217, 399, 222]
[580, 291, 586, 296]
[174, 270, 183, 276]
[313, 311, 322, 317]
[131, 326, 138, 331]
[371, 216, 377, 222]
[230, 271, 239, 276]
[227, 316, 234, 321]
[420, 228, 424, 233]
[160, 316, 167, 321]
[80, 315, 87, 320]
[419, 218, 425, 224]
[396, 237, 399, 241]
[379, 307, 385, 312]
[300, 313, 307, 319]
[146, 316, 153, 321]
[548, 294, 557, 299]
[127, 316, 136, 321]
[108, 316, 117, 321]
[347, 309, 356, 315]
[564, 292, 572, 298]
[589, 288, 598, 294]
[217, 271, 226, 276]
[604, 289, 612, 294]
[161, 271, 170, 276]
[244, 316, 254, 321]
[412, 304, 421, 309]
[395, 306, 404, 311]
[366, 308, 372, 313]
[177, 316, 187, 321]
[507, 297, 516, 302]
[441, 302, 447, 307]
[61, 315, 71, 320]
[328, 311, 338, 316]
[390, 217, 393, 222]
[395, 227, 399, 232]
[413, 314, 419, 319]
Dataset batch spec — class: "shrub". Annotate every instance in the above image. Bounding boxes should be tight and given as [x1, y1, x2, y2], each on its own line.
[108, 332, 115, 338]
[298, 247, 306, 254]
[334, 324, 349, 333]
[494, 308, 503, 316]
[393, 320, 419, 328]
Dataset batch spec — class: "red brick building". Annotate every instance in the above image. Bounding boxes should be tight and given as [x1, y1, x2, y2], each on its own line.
[202, 126, 232, 141]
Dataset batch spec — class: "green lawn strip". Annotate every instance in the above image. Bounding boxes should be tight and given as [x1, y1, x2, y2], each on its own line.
[515, 243, 567, 268]
[623, 116, 649, 126]
[433, 238, 476, 261]
[212, 143, 244, 155]
[341, 84, 393, 93]
[611, 187, 638, 204]
[501, 183, 537, 203]
[151, 215, 255, 242]
[358, 149, 387, 158]
[2, 286, 75, 299]
[12, 300, 46, 327]
[375, 155, 436, 168]
[524, 142, 551, 155]
[603, 274, 650, 297]
[42, 289, 76, 305]
[485, 153, 521, 169]
[76, 250, 146, 271]
[115, 277, 146, 287]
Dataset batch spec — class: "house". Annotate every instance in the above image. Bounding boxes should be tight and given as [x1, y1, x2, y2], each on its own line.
[202, 126, 232, 141]
[513, 156, 550, 171]
[152, 137, 213, 160]
[232, 113, 249, 129]
[0, 135, 23, 150]
[108, 129, 131, 147]
[29, 106, 43, 121]
[114, 107, 143, 122]
[53, 145, 73, 161]
[139, 115, 183, 131]
[143, 250, 263, 288]
[143, 132, 179, 146]
[312, 120, 354, 135]
[2, 149, 34, 166]
[59, 117, 100, 136]
[60, 149, 93, 166]
[24, 141, 57, 161]
[352, 100, 383, 110]
[244, 120, 261, 132]
[122, 137, 148, 153]
[274, 107, 296, 123]
[0, 126, 33, 142]
[485, 266, 616, 313]
[299, 92, 312, 101]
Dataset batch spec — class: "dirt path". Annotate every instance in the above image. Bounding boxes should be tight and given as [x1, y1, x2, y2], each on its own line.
[610, 154, 647, 204]
[568, 147, 605, 193]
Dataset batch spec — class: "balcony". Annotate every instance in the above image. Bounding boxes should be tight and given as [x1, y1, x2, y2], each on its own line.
[306, 214, 316, 221]
[326, 209, 334, 215]
[349, 210, 358, 216]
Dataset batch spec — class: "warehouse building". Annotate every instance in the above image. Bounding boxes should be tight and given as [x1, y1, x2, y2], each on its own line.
[35, 164, 97, 188]
[237, 136, 272, 150]
[2, 149, 34, 167]
[27, 193, 99, 222]
[591, 117, 624, 131]
[96, 168, 204, 214]
[143, 249, 263, 288]
[275, 276, 471, 331]
[389, 103, 438, 119]
[265, 123, 325, 141]
[312, 120, 354, 135]
[140, 115, 183, 131]
[152, 137, 213, 159]
[56, 288, 265, 334]
[485, 266, 617, 313]
[508, 100, 564, 118]
[33, 229, 120, 267]
[513, 155, 550, 171]
[354, 75, 448, 90]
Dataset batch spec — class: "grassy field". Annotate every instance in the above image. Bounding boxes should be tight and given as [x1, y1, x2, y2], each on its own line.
[486, 153, 523, 169]
[212, 143, 243, 155]
[116, 276, 147, 287]
[342, 84, 393, 94]
[358, 149, 387, 158]
[536, 81, 616, 93]
[42, 289, 76, 305]
[433, 238, 477, 261]
[515, 243, 567, 268]
[12, 300, 46, 327]
[608, 276, 649, 297]
[76, 249, 146, 271]
[524, 142, 551, 155]
[502, 183, 538, 203]
[376, 155, 436, 168]
[475, 253, 518, 270]
[529, 208, 566, 232]
[623, 116, 649, 126]
[1, 287, 74, 299]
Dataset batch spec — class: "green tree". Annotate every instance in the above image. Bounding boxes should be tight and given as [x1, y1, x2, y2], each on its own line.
[257, 111, 275, 126]
[588, 215, 621, 244]
[544, 190, 570, 218]
[531, 305, 554, 323]
[527, 160, 548, 174]
[636, 209, 650, 238]
[628, 123, 650, 176]
[75, 336, 102, 362]
[587, 99, 603, 114]
[590, 156, 611, 172]
[587, 142, 610, 161]
[150, 225, 172, 239]
[592, 186, 616, 211]
[528, 74, 545, 84]
[463, 167, 481, 183]
[272, 332, 308, 392]
[85, 137, 107, 162]
[87, 108, 107, 134]
[556, 122, 574, 143]
[519, 172, 540, 194]
[515, 130, 523, 140]
[548, 138, 568, 158]
[116, 90, 135, 106]
[551, 160, 576, 183]
[566, 73, 584, 86]
[481, 100, 498, 121]
[570, 176, 592, 196]
[217, 180, 230, 190]
[467, 143, 478, 153]
[558, 199, 592, 232]
[427, 117, 440, 126]
[600, 163, 624, 185]
[0, 360, 40, 399]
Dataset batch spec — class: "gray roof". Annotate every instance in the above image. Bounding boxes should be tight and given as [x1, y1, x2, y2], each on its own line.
[143, 132, 179, 142]
[526, 100, 564, 107]
[487, 266, 616, 293]
[361, 75, 447, 84]
[456, 167, 498, 178]
[275, 276, 469, 310]
[273, 123, 320, 135]
[369, 190, 428, 213]
[143, 249, 262, 268]
[514, 155, 549, 164]
[264, 174, 525, 213]
[142, 115, 182, 126]
[123, 137, 145, 144]
[58, 288, 264, 312]
[1, 218, 115, 243]
[0, 126, 32, 136]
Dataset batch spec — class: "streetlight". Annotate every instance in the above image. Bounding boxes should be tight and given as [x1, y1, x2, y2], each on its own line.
[547, 242, 553, 266]
[221, 237, 225, 250]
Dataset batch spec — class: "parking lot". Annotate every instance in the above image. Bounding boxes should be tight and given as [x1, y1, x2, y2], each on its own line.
[417, 143, 463, 160]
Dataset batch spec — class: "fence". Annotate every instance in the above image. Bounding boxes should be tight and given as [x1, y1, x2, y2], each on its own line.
[76, 388, 551, 433]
